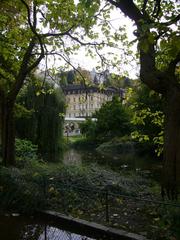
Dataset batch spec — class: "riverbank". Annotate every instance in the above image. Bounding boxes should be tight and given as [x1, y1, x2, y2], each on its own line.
[66, 136, 162, 181]
[68, 136, 157, 158]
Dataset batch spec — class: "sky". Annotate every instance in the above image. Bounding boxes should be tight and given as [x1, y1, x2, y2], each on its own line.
[40, 3, 139, 79]
[70, 6, 138, 78]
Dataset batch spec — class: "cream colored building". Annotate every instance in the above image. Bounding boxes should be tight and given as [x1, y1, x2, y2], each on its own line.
[63, 85, 124, 118]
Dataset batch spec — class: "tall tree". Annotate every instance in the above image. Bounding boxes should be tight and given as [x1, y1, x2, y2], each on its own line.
[16, 81, 65, 162]
[0, 0, 103, 166]
[105, 0, 180, 198]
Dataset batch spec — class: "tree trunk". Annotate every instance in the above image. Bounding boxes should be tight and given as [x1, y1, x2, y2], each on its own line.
[162, 88, 180, 199]
[1, 97, 16, 166]
[0, 94, 3, 161]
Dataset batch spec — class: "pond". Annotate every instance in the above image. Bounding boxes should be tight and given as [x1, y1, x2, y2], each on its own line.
[63, 148, 162, 181]
[0, 215, 96, 240]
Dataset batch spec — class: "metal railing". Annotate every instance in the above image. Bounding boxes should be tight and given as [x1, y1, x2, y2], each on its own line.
[1, 171, 179, 239]
[41, 177, 180, 230]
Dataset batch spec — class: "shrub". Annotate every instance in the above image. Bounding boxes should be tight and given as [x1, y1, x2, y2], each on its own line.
[15, 138, 38, 160]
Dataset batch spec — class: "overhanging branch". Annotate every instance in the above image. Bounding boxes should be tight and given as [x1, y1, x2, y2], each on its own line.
[21, 0, 44, 57]
[161, 14, 180, 26]
[41, 25, 75, 38]
[66, 33, 104, 46]
[107, 0, 145, 24]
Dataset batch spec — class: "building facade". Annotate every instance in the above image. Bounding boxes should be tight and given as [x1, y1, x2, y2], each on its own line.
[63, 85, 124, 118]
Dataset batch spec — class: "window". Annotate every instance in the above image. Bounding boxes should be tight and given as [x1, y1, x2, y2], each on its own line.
[74, 105, 76, 110]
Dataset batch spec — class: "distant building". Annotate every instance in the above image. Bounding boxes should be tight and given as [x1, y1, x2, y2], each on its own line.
[62, 84, 125, 118]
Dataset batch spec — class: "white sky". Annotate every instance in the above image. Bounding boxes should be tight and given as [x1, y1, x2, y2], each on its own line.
[71, 6, 139, 78]
[41, 5, 139, 79]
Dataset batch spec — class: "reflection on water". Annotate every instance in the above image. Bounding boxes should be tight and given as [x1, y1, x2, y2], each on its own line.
[63, 148, 162, 177]
[63, 149, 82, 166]
[38, 226, 94, 240]
[0, 216, 95, 240]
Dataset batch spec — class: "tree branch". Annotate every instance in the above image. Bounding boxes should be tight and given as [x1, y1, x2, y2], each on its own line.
[107, 0, 145, 24]
[50, 52, 86, 84]
[142, 0, 148, 15]
[33, 0, 37, 29]
[139, 37, 169, 94]
[21, 0, 44, 56]
[66, 33, 104, 46]
[152, 0, 161, 18]
[94, 3, 110, 19]
[94, 45, 109, 68]
[161, 14, 180, 26]
[8, 0, 45, 102]
[167, 51, 180, 76]
[41, 25, 75, 38]
[8, 38, 37, 102]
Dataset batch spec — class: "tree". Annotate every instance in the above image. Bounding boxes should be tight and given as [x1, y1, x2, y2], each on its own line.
[80, 118, 97, 140]
[104, 74, 132, 89]
[128, 82, 163, 155]
[105, 0, 180, 198]
[74, 67, 93, 85]
[94, 96, 131, 141]
[0, 0, 104, 166]
[80, 97, 131, 141]
[67, 71, 76, 85]
[16, 81, 65, 162]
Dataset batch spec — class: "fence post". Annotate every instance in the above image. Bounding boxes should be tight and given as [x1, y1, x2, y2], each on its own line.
[44, 225, 47, 240]
[105, 187, 109, 223]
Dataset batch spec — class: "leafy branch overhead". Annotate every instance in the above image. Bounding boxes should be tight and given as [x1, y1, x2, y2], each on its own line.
[0, 0, 114, 167]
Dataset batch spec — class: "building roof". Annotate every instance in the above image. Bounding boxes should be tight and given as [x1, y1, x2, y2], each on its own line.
[62, 84, 124, 96]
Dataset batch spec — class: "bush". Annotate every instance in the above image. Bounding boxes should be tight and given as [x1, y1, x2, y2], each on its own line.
[80, 96, 132, 142]
[15, 138, 38, 160]
[79, 118, 97, 140]
[0, 166, 46, 213]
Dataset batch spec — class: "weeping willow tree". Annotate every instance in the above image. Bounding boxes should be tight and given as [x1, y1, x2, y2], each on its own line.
[36, 86, 65, 162]
[16, 80, 65, 162]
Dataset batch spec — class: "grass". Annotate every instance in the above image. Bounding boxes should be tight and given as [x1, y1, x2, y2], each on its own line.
[67, 135, 85, 142]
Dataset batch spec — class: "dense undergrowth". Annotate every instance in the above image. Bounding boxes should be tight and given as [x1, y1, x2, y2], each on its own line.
[0, 138, 179, 239]
[0, 157, 179, 239]
[0, 157, 154, 213]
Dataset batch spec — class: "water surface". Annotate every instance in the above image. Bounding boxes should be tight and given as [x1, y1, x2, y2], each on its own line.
[63, 148, 162, 180]
[0, 215, 95, 240]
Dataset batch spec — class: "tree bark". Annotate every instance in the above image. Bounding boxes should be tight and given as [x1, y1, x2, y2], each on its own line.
[162, 87, 180, 199]
[106, 0, 180, 198]
[0, 94, 3, 148]
[1, 97, 16, 166]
